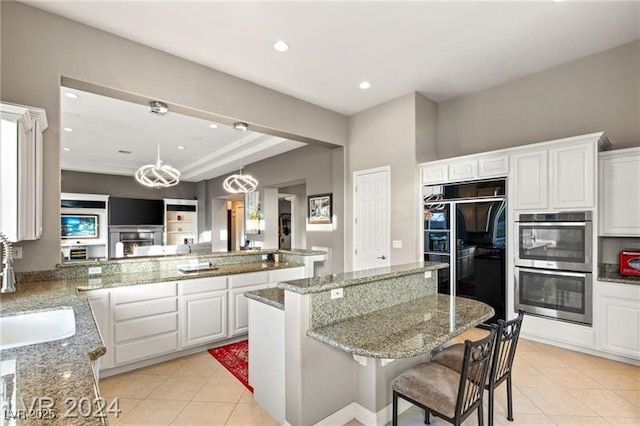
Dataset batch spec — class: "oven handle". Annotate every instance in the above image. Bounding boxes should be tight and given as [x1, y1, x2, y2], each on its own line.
[515, 267, 591, 278]
[516, 222, 587, 227]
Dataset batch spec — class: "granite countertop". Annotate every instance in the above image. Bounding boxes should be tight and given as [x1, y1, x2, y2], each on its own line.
[277, 261, 448, 294]
[307, 294, 494, 359]
[76, 261, 303, 291]
[598, 263, 640, 286]
[0, 260, 304, 424]
[244, 288, 285, 310]
[0, 281, 105, 425]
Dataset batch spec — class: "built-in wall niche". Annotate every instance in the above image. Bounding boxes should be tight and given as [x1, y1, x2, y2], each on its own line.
[60, 193, 109, 262]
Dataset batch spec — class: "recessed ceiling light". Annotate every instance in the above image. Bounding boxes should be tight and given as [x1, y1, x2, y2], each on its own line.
[359, 81, 371, 90]
[209, 123, 218, 129]
[64, 92, 79, 99]
[233, 122, 249, 131]
[273, 40, 289, 52]
[63, 127, 74, 132]
[177, 145, 185, 150]
[63, 147, 71, 152]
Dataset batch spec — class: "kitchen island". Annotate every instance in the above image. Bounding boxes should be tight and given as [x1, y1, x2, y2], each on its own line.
[247, 261, 493, 426]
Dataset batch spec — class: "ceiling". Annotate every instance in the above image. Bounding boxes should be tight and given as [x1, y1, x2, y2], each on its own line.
[60, 88, 306, 182]
[24, 1, 640, 115]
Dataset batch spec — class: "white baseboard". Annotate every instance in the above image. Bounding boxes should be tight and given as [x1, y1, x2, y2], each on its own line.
[314, 399, 413, 426]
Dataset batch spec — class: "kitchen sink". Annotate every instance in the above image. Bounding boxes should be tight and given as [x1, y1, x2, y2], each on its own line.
[0, 307, 76, 351]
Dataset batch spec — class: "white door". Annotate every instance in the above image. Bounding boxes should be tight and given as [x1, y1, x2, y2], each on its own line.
[353, 167, 390, 271]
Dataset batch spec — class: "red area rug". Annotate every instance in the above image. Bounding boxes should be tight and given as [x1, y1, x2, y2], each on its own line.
[208, 340, 253, 392]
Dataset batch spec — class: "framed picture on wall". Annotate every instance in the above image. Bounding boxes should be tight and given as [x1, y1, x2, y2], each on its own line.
[308, 193, 332, 224]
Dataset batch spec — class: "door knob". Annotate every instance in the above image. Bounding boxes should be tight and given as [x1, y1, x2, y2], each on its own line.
[377, 255, 387, 260]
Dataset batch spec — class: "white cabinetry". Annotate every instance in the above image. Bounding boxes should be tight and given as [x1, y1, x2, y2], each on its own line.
[87, 289, 112, 371]
[599, 147, 640, 236]
[229, 271, 270, 336]
[179, 276, 228, 347]
[0, 103, 47, 242]
[511, 134, 601, 211]
[597, 281, 640, 360]
[511, 149, 548, 210]
[420, 152, 509, 185]
[111, 282, 179, 366]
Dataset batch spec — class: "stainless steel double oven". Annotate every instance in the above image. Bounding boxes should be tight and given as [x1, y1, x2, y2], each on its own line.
[514, 212, 593, 325]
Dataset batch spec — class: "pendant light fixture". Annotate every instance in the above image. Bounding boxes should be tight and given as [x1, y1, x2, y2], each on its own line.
[223, 168, 258, 194]
[135, 101, 181, 189]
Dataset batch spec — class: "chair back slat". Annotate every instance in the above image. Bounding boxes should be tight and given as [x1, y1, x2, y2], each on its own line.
[490, 311, 525, 386]
[455, 325, 497, 418]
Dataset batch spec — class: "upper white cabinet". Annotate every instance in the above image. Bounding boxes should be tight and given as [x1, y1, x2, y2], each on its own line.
[599, 147, 640, 236]
[511, 133, 602, 211]
[511, 149, 549, 210]
[0, 103, 48, 242]
[421, 152, 509, 185]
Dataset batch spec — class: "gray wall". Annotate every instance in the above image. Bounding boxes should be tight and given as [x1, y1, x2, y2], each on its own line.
[345, 93, 438, 271]
[1, 2, 347, 272]
[206, 144, 344, 275]
[62, 170, 198, 200]
[435, 40, 640, 159]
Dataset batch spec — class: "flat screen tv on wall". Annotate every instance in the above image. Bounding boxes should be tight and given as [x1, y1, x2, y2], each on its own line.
[61, 214, 99, 239]
[109, 197, 164, 226]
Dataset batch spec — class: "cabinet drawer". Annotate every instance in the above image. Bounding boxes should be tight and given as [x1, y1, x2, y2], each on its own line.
[114, 312, 178, 343]
[229, 271, 269, 288]
[113, 282, 177, 304]
[115, 297, 178, 322]
[180, 276, 227, 295]
[269, 267, 304, 283]
[114, 332, 178, 365]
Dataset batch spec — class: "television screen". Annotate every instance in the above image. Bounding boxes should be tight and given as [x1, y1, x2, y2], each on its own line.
[61, 214, 99, 239]
[109, 198, 164, 225]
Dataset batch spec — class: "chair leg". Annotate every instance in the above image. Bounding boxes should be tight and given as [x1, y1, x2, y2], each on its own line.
[506, 376, 514, 422]
[392, 391, 398, 426]
[424, 410, 430, 424]
[478, 403, 484, 426]
[488, 387, 494, 426]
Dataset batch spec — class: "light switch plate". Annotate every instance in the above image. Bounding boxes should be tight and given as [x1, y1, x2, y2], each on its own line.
[330, 288, 344, 299]
[88, 266, 102, 275]
[392, 240, 403, 248]
[424, 271, 432, 279]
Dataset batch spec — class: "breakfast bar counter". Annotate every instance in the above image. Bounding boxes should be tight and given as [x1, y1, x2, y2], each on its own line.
[307, 294, 494, 358]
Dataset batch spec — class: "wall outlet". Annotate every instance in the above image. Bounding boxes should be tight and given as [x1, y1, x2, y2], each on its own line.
[392, 240, 403, 249]
[330, 288, 344, 299]
[424, 271, 432, 279]
[88, 266, 102, 275]
[11, 247, 22, 259]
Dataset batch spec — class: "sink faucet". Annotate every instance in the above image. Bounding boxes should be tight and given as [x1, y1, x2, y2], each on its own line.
[0, 233, 16, 293]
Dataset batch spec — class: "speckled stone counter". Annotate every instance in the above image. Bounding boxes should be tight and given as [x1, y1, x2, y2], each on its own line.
[0, 281, 105, 425]
[244, 288, 285, 310]
[599, 263, 640, 285]
[307, 294, 494, 358]
[277, 261, 447, 294]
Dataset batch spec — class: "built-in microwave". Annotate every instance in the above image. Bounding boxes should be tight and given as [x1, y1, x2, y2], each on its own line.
[515, 211, 592, 273]
[515, 267, 592, 325]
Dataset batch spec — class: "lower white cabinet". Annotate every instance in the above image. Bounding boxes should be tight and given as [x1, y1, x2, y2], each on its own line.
[230, 284, 269, 336]
[86, 266, 305, 372]
[181, 291, 228, 348]
[597, 281, 640, 360]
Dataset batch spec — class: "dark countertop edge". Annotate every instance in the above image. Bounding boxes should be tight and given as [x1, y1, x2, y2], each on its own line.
[277, 262, 449, 294]
[75, 261, 305, 292]
[306, 310, 494, 359]
[597, 276, 640, 286]
[244, 289, 284, 311]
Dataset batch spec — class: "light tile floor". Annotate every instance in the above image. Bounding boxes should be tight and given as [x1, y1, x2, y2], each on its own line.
[100, 329, 640, 425]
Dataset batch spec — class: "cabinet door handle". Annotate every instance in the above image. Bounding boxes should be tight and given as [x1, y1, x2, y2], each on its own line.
[377, 255, 387, 260]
